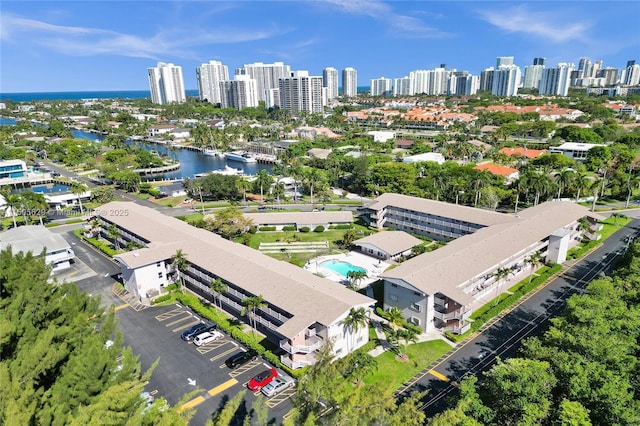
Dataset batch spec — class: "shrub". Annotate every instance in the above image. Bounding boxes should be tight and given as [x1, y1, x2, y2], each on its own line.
[299, 226, 310, 233]
[151, 294, 173, 305]
[313, 225, 325, 232]
[282, 225, 296, 231]
[334, 224, 352, 229]
[248, 226, 257, 234]
[259, 226, 276, 231]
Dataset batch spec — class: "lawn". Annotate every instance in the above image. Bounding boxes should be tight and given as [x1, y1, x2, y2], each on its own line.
[363, 340, 452, 390]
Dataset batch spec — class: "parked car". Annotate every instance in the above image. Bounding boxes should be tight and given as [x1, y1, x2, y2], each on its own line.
[181, 323, 213, 341]
[224, 349, 258, 369]
[248, 368, 278, 391]
[261, 372, 295, 397]
[193, 330, 223, 346]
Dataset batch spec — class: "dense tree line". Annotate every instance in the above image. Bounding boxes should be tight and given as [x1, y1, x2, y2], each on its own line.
[430, 239, 640, 426]
[0, 248, 192, 425]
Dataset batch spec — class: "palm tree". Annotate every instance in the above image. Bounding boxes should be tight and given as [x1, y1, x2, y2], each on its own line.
[209, 278, 227, 309]
[71, 181, 88, 214]
[346, 270, 367, 290]
[573, 172, 592, 203]
[555, 168, 575, 200]
[272, 182, 286, 206]
[529, 173, 553, 206]
[22, 191, 48, 225]
[386, 306, 404, 329]
[398, 327, 419, 357]
[303, 169, 325, 206]
[172, 249, 188, 294]
[253, 170, 273, 200]
[236, 178, 252, 204]
[524, 250, 545, 283]
[492, 267, 512, 306]
[4, 193, 22, 228]
[107, 224, 121, 250]
[472, 171, 491, 207]
[341, 307, 368, 352]
[241, 295, 267, 338]
[343, 351, 378, 384]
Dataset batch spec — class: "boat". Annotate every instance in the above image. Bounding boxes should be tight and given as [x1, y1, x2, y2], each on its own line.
[224, 151, 257, 163]
[202, 148, 221, 157]
[194, 166, 244, 178]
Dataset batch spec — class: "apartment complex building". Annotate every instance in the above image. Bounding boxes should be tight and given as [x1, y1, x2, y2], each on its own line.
[342, 67, 358, 97]
[196, 60, 229, 104]
[88, 203, 374, 369]
[363, 193, 601, 335]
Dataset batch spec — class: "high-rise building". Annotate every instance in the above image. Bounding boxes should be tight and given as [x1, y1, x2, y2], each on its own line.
[533, 57, 546, 66]
[370, 77, 392, 97]
[342, 67, 358, 97]
[596, 68, 619, 86]
[235, 62, 291, 105]
[196, 60, 229, 104]
[621, 63, 640, 86]
[409, 70, 429, 95]
[393, 76, 411, 96]
[492, 64, 521, 97]
[448, 71, 478, 96]
[219, 75, 259, 110]
[147, 62, 186, 105]
[523, 65, 545, 89]
[539, 63, 574, 96]
[479, 67, 495, 92]
[429, 68, 449, 95]
[322, 67, 339, 100]
[279, 71, 324, 113]
[496, 56, 514, 68]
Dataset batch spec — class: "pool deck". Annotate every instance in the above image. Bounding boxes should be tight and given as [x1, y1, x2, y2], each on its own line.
[304, 251, 390, 289]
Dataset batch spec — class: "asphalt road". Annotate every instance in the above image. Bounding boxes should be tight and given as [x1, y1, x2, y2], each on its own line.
[398, 218, 640, 417]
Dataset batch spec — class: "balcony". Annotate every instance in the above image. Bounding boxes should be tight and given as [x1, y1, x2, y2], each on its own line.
[433, 308, 471, 321]
[280, 335, 323, 354]
[280, 355, 313, 370]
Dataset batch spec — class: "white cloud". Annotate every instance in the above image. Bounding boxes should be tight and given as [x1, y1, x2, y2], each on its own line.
[0, 13, 285, 59]
[478, 5, 591, 43]
[321, 0, 453, 39]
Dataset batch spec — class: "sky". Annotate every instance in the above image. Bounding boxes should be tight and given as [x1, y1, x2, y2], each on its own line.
[1, 1, 639, 93]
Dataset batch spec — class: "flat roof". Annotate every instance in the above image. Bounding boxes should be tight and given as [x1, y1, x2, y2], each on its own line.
[242, 211, 352, 226]
[367, 193, 518, 227]
[0, 225, 70, 255]
[381, 201, 601, 305]
[98, 203, 374, 339]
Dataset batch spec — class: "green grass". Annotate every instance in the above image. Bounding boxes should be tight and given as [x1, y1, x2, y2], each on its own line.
[363, 340, 451, 389]
[599, 215, 632, 239]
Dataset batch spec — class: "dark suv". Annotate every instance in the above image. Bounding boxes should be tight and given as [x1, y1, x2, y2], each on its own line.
[180, 322, 216, 341]
[225, 349, 258, 369]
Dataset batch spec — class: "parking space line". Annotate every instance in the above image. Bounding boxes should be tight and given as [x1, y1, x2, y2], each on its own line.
[165, 315, 194, 328]
[195, 340, 229, 354]
[207, 378, 238, 396]
[428, 369, 450, 382]
[177, 395, 205, 413]
[209, 346, 238, 362]
[228, 360, 262, 378]
[171, 318, 200, 332]
[266, 388, 296, 408]
[114, 303, 129, 311]
[155, 307, 185, 321]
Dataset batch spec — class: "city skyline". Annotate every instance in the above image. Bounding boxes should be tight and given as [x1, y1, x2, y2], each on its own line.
[1, 1, 638, 93]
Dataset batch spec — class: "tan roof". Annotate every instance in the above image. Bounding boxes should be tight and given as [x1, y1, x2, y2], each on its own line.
[98, 202, 374, 339]
[381, 201, 602, 305]
[353, 231, 423, 256]
[368, 193, 517, 227]
[242, 211, 352, 226]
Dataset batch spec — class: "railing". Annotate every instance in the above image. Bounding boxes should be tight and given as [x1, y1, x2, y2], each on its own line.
[279, 338, 322, 354]
[280, 355, 313, 369]
[433, 308, 471, 321]
[434, 296, 446, 306]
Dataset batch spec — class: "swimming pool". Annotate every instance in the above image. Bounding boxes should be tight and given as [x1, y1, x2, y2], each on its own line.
[320, 260, 366, 277]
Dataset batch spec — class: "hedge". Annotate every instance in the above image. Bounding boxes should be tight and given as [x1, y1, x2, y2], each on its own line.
[73, 229, 117, 257]
[173, 293, 300, 378]
[334, 224, 352, 229]
[282, 225, 296, 231]
[313, 225, 325, 232]
[299, 227, 310, 233]
[259, 226, 276, 231]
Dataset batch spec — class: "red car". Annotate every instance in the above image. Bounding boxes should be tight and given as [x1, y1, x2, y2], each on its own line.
[247, 368, 278, 391]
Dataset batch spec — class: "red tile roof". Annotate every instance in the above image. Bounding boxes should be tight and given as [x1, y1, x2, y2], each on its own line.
[474, 163, 519, 176]
[499, 147, 547, 159]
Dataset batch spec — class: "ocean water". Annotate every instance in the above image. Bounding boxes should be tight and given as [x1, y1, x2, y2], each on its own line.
[0, 90, 199, 102]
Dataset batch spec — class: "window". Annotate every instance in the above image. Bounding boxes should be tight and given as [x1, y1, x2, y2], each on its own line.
[157, 272, 163, 278]
[414, 291, 422, 296]
[410, 317, 421, 326]
[411, 303, 422, 312]
[156, 262, 161, 267]
[389, 294, 398, 302]
[391, 284, 398, 288]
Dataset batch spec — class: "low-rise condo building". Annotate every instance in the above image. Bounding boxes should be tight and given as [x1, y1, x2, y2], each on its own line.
[87, 203, 374, 369]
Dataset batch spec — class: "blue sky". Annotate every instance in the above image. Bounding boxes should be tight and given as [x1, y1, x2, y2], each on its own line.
[1, 1, 638, 93]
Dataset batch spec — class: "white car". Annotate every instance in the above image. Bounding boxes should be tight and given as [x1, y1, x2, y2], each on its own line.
[261, 372, 295, 397]
[193, 330, 223, 346]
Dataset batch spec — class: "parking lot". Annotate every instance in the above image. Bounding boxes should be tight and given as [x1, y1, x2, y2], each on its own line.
[115, 303, 296, 425]
[57, 227, 296, 425]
